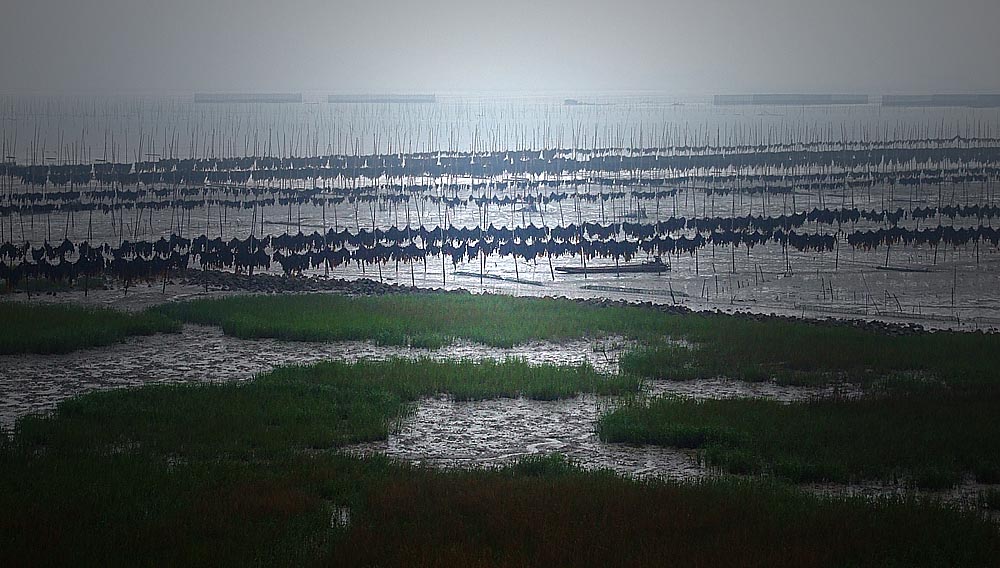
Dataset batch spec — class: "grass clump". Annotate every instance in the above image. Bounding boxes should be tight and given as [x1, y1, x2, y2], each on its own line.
[3, 358, 998, 566]
[622, 318, 1000, 386]
[334, 467, 1000, 568]
[597, 389, 1000, 488]
[154, 293, 674, 348]
[0, 302, 179, 354]
[156, 292, 1000, 386]
[13, 358, 636, 458]
[3, 448, 998, 567]
[0, 449, 390, 567]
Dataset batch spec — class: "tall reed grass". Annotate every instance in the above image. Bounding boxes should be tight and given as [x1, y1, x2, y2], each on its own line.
[0, 302, 179, 354]
[153, 293, 678, 348]
[157, 293, 1000, 386]
[597, 389, 1000, 488]
[12, 358, 636, 457]
[621, 319, 1000, 386]
[3, 449, 997, 567]
[4, 358, 998, 565]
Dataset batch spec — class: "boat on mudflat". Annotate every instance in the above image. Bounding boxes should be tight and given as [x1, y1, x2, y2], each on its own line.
[555, 258, 670, 275]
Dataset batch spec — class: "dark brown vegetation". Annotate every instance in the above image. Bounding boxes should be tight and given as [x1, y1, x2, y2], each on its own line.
[3, 358, 997, 567]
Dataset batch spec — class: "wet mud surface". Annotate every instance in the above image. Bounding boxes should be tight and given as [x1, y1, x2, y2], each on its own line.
[1, 321, 846, 480]
[0, 324, 627, 429]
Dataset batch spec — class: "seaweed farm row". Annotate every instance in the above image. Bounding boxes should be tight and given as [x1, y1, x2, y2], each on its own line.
[5, 141, 1000, 187]
[2, 222, 997, 271]
[4, 133, 1000, 329]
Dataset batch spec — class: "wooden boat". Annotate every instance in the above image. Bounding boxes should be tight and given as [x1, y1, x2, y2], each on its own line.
[453, 271, 544, 286]
[875, 265, 934, 273]
[555, 258, 670, 275]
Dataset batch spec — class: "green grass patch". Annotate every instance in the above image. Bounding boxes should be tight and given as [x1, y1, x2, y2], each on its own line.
[12, 358, 637, 458]
[0, 301, 179, 354]
[335, 462, 1000, 568]
[153, 293, 677, 348]
[2, 448, 997, 567]
[155, 293, 1000, 386]
[597, 389, 1000, 488]
[5, 291, 1000, 563]
[620, 321, 1000, 386]
[3, 357, 998, 566]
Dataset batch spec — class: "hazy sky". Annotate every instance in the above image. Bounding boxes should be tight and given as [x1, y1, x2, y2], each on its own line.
[3, 0, 999, 95]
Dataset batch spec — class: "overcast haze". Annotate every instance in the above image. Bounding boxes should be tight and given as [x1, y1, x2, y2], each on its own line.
[2, 0, 999, 95]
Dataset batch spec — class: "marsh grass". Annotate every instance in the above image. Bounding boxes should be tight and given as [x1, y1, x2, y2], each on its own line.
[12, 358, 637, 458]
[3, 449, 997, 567]
[0, 302, 179, 354]
[597, 390, 1000, 488]
[621, 320, 1000, 386]
[156, 293, 1000, 386]
[4, 358, 998, 566]
[154, 293, 676, 348]
[6, 294, 1000, 563]
[0, 450, 379, 566]
[335, 461, 1000, 568]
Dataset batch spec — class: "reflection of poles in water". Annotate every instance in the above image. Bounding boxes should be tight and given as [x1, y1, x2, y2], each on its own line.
[322, 197, 329, 277]
[440, 223, 446, 286]
[478, 204, 484, 287]
[952, 266, 957, 310]
[405, 199, 415, 287]
[547, 241, 555, 281]
[834, 232, 840, 270]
